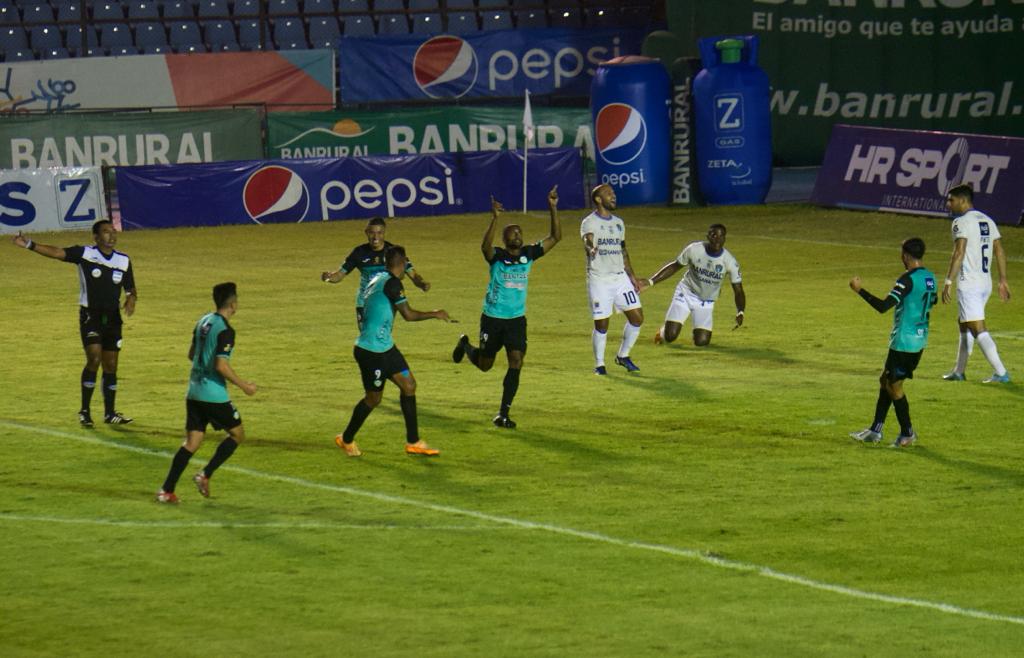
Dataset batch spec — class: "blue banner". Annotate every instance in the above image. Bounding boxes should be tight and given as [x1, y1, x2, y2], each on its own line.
[337, 28, 645, 103]
[116, 148, 584, 229]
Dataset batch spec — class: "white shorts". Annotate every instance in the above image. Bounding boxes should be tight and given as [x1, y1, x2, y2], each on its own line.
[957, 284, 991, 323]
[587, 274, 641, 320]
[665, 284, 715, 331]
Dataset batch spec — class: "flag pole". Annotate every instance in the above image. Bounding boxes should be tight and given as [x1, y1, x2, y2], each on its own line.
[522, 138, 529, 214]
[522, 89, 534, 214]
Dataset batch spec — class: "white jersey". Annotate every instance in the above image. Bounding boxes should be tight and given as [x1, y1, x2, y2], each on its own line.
[676, 241, 741, 301]
[951, 209, 1001, 290]
[580, 211, 626, 280]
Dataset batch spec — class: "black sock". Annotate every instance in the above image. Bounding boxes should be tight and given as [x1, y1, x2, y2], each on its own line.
[342, 400, 373, 443]
[203, 437, 238, 477]
[892, 396, 912, 436]
[871, 388, 891, 433]
[102, 373, 117, 417]
[81, 368, 97, 412]
[400, 394, 418, 443]
[500, 368, 521, 418]
[466, 342, 480, 367]
[162, 446, 194, 493]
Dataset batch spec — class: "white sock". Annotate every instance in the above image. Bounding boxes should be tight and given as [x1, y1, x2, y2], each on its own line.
[954, 331, 974, 374]
[617, 322, 641, 358]
[975, 332, 1007, 376]
[592, 329, 607, 367]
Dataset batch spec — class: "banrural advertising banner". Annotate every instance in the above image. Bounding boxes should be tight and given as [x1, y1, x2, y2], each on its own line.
[338, 27, 645, 102]
[116, 148, 584, 229]
[267, 106, 594, 164]
[667, 1, 1024, 165]
[0, 166, 107, 235]
[0, 50, 334, 114]
[0, 109, 264, 169]
[811, 124, 1024, 226]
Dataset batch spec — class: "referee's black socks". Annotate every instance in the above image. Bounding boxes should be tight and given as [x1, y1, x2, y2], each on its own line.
[81, 368, 97, 412]
[102, 373, 117, 417]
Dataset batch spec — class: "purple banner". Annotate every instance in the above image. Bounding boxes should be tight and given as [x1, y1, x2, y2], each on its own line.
[812, 125, 1024, 226]
[338, 28, 644, 103]
[116, 148, 584, 229]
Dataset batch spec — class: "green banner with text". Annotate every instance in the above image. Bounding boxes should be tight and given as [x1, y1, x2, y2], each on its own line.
[0, 109, 264, 170]
[668, 0, 1024, 165]
[267, 106, 595, 168]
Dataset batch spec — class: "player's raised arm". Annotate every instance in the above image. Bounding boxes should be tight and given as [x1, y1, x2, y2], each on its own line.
[942, 238, 966, 304]
[482, 196, 502, 261]
[993, 239, 1011, 302]
[540, 185, 562, 253]
[12, 231, 66, 260]
[396, 300, 450, 323]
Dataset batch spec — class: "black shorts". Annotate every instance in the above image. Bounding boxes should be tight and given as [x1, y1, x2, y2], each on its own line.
[186, 399, 242, 432]
[479, 314, 527, 358]
[79, 307, 123, 351]
[884, 349, 923, 382]
[354, 345, 410, 392]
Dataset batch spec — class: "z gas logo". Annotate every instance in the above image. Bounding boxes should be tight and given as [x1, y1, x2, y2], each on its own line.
[243, 166, 311, 223]
[595, 103, 647, 166]
[413, 36, 479, 99]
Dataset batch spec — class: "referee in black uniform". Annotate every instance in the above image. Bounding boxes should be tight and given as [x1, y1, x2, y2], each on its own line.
[13, 220, 137, 427]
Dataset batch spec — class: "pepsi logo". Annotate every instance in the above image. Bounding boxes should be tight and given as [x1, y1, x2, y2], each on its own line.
[595, 103, 647, 166]
[243, 166, 310, 223]
[412, 35, 478, 99]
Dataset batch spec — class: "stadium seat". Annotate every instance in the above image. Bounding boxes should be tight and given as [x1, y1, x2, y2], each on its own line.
[39, 45, 70, 58]
[373, 0, 402, 10]
[56, 2, 82, 22]
[267, 0, 297, 15]
[1, 25, 30, 50]
[140, 42, 169, 52]
[64, 24, 98, 50]
[202, 19, 235, 47]
[29, 24, 60, 49]
[236, 18, 267, 48]
[446, 10, 475, 33]
[126, 0, 158, 18]
[406, 0, 436, 8]
[480, 9, 510, 30]
[307, 16, 338, 46]
[109, 43, 139, 55]
[196, 0, 227, 17]
[583, 6, 615, 28]
[21, 3, 55, 23]
[547, 0, 581, 29]
[409, 11, 439, 34]
[176, 42, 206, 52]
[618, 4, 652, 27]
[271, 17, 305, 47]
[231, 0, 257, 16]
[134, 20, 166, 46]
[341, 13, 372, 35]
[304, 0, 333, 15]
[4, 47, 34, 60]
[92, 1, 124, 19]
[477, 0, 507, 6]
[167, 19, 201, 46]
[0, 2, 18, 26]
[162, 0, 192, 18]
[513, 8, 544, 28]
[376, 13, 407, 34]
[99, 22, 131, 47]
[445, 0, 472, 7]
[336, 0, 367, 12]
[82, 44, 105, 55]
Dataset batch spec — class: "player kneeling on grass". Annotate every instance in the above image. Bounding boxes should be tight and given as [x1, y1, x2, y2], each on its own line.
[639, 224, 745, 347]
[336, 245, 451, 458]
[157, 282, 257, 504]
[848, 238, 937, 449]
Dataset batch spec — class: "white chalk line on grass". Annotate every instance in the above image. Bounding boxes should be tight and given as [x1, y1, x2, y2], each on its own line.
[2, 419, 1022, 627]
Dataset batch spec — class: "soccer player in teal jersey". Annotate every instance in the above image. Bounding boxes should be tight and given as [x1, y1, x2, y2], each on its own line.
[849, 238, 938, 448]
[320, 217, 430, 330]
[336, 245, 451, 457]
[452, 186, 561, 429]
[157, 282, 258, 503]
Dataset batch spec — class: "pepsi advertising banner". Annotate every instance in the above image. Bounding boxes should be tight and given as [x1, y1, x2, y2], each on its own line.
[811, 125, 1024, 226]
[338, 28, 645, 103]
[115, 148, 584, 229]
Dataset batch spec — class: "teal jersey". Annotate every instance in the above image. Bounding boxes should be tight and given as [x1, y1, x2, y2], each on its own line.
[340, 241, 414, 308]
[356, 272, 406, 353]
[889, 267, 937, 353]
[482, 243, 545, 319]
[187, 312, 235, 403]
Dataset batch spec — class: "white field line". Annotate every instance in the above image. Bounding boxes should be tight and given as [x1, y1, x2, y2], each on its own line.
[2, 419, 1022, 627]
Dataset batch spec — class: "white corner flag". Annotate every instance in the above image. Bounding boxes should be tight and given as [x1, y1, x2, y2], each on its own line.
[522, 89, 534, 213]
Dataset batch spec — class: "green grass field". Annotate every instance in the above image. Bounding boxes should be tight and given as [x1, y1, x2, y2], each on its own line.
[1, 204, 1022, 656]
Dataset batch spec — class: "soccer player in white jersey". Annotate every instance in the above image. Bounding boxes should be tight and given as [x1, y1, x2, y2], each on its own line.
[639, 224, 745, 347]
[580, 184, 644, 374]
[940, 184, 1011, 383]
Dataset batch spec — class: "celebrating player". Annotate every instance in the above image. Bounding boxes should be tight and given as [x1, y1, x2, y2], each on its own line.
[12, 221, 136, 427]
[321, 216, 430, 330]
[335, 245, 450, 457]
[452, 186, 561, 429]
[849, 238, 937, 448]
[581, 184, 644, 374]
[640, 223, 745, 347]
[940, 184, 1011, 383]
[157, 282, 258, 504]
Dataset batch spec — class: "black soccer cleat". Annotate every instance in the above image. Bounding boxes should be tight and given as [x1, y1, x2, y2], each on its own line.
[492, 414, 517, 429]
[104, 411, 134, 425]
[78, 410, 94, 428]
[452, 334, 469, 364]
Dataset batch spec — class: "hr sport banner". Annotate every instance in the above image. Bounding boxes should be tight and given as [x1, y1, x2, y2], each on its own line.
[337, 27, 645, 102]
[812, 125, 1024, 226]
[116, 148, 584, 229]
